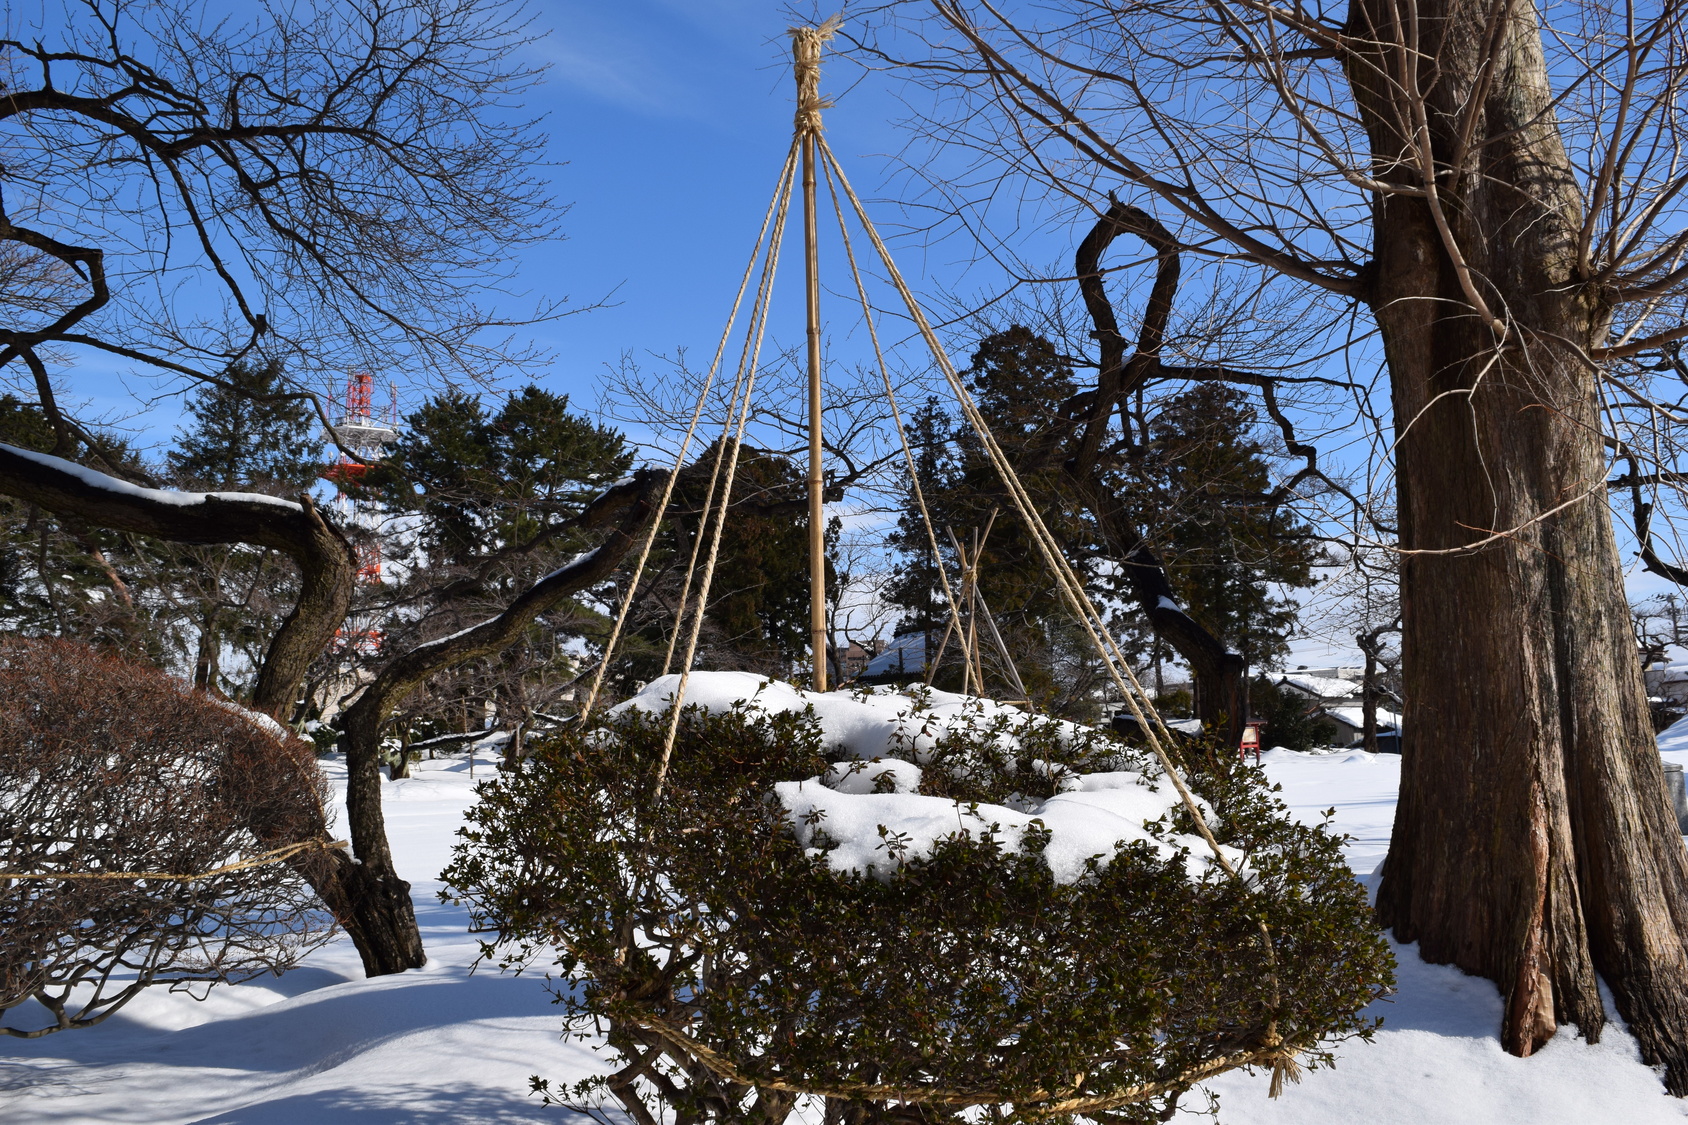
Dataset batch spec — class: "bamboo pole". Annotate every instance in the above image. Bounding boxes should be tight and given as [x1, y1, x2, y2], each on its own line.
[974, 584, 1030, 702]
[944, 527, 974, 696]
[967, 527, 984, 691]
[793, 24, 832, 692]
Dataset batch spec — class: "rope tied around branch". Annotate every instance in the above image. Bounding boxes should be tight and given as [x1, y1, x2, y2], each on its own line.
[1261, 1026, 1305, 1098]
[0, 838, 349, 882]
[628, 1009, 1299, 1117]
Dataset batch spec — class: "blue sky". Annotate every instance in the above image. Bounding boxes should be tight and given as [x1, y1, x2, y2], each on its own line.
[508, 1, 950, 415]
[53, 2, 951, 450]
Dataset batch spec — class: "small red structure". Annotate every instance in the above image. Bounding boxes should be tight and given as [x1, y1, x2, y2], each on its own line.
[333, 625, 384, 656]
[353, 539, 383, 584]
[321, 459, 368, 488]
[1239, 720, 1265, 764]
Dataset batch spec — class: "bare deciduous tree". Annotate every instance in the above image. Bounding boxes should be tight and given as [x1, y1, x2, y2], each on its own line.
[1311, 540, 1401, 751]
[0, 0, 572, 977]
[854, 0, 1688, 1086]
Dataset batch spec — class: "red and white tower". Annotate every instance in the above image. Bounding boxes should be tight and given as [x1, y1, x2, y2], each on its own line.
[322, 372, 400, 656]
[323, 371, 399, 585]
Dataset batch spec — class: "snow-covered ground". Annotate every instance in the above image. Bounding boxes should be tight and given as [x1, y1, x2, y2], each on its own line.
[5, 719, 1687, 1122]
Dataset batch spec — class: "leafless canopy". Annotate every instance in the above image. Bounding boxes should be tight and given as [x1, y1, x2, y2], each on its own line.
[0, 0, 562, 451]
[850, 0, 1688, 563]
[858, 0, 1688, 307]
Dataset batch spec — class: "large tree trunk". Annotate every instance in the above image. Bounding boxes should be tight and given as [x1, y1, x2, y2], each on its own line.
[1347, 0, 1688, 1087]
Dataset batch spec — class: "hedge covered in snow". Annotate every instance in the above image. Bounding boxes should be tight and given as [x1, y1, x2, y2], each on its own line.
[445, 674, 1393, 1124]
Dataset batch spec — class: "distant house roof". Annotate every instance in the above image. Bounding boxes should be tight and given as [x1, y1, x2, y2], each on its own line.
[863, 631, 927, 678]
[1319, 705, 1402, 733]
[1650, 662, 1688, 685]
[1267, 672, 1363, 702]
[1111, 712, 1204, 739]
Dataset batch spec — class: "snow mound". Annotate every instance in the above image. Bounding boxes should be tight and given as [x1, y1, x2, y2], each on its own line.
[612, 670, 1085, 763]
[613, 671, 1238, 884]
[777, 770, 1239, 884]
[1659, 712, 1688, 757]
[6, 739, 1687, 1122]
[821, 757, 921, 793]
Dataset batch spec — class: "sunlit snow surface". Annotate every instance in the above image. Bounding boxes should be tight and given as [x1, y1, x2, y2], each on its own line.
[615, 673, 1238, 882]
[610, 671, 1075, 762]
[4, 695, 1687, 1122]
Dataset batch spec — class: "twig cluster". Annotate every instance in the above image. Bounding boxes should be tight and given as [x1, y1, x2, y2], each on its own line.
[0, 637, 336, 1037]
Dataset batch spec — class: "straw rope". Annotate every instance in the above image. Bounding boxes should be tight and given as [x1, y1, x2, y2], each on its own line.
[658, 187, 798, 682]
[572, 23, 1299, 1099]
[630, 1009, 1290, 1116]
[659, 435, 727, 675]
[817, 136, 1226, 866]
[578, 142, 802, 721]
[790, 19, 840, 136]
[817, 154, 971, 693]
[925, 613, 957, 689]
[0, 838, 349, 882]
[817, 133, 1300, 1091]
[658, 270, 778, 681]
[647, 144, 800, 803]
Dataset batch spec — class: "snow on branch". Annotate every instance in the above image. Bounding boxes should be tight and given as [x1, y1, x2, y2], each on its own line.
[1, 443, 302, 512]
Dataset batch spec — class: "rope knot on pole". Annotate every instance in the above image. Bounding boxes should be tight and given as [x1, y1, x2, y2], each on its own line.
[790, 18, 840, 135]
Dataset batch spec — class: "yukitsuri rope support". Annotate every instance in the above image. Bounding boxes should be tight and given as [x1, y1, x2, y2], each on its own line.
[577, 141, 802, 722]
[658, 151, 804, 681]
[816, 133, 1303, 1094]
[819, 136, 1214, 856]
[817, 153, 971, 693]
[657, 177, 800, 682]
[574, 21, 1302, 1103]
[647, 144, 802, 805]
[0, 838, 349, 882]
[795, 18, 839, 691]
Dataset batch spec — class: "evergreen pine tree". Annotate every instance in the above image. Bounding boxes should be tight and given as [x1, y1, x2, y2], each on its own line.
[168, 360, 322, 489]
[160, 361, 325, 694]
[368, 385, 627, 568]
[347, 385, 634, 736]
[1119, 381, 1317, 672]
[883, 398, 958, 666]
[881, 328, 1318, 711]
[605, 439, 821, 685]
[881, 331, 1107, 707]
[0, 395, 169, 660]
[958, 327, 1104, 676]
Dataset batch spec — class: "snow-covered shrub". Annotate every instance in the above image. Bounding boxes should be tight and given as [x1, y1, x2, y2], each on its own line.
[446, 687, 1391, 1124]
[0, 639, 337, 1036]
